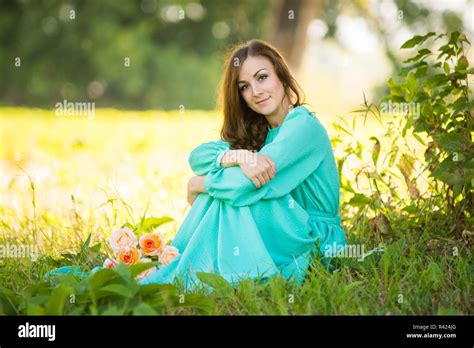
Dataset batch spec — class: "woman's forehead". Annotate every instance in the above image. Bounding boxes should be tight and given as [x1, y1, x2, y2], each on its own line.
[239, 56, 273, 79]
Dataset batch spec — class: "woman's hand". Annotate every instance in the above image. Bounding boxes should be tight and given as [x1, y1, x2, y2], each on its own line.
[220, 149, 276, 188]
[187, 176, 205, 206]
[220, 149, 249, 168]
[239, 153, 276, 188]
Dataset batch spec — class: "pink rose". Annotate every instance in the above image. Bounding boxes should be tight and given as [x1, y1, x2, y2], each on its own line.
[138, 232, 165, 256]
[103, 258, 117, 269]
[159, 245, 180, 265]
[116, 247, 142, 265]
[109, 228, 137, 252]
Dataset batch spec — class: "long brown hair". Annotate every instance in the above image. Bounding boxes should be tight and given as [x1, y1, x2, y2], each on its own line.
[218, 39, 306, 151]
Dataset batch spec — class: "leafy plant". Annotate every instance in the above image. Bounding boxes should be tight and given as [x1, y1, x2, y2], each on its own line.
[383, 31, 473, 231]
[54, 233, 105, 271]
[343, 32, 473, 236]
[0, 261, 215, 315]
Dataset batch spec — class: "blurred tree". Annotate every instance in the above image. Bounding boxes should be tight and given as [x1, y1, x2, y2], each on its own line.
[0, 0, 270, 110]
[266, 0, 470, 98]
[0, 0, 469, 110]
[267, 0, 325, 68]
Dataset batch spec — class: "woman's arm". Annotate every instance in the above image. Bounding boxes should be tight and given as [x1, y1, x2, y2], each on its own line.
[188, 140, 231, 175]
[220, 149, 249, 167]
[187, 175, 206, 206]
[203, 109, 332, 207]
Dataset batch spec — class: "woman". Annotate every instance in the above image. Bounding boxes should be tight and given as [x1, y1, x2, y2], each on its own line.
[139, 40, 347, 291]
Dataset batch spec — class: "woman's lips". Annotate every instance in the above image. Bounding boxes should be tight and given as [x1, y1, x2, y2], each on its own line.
[256, 96, 270, 105]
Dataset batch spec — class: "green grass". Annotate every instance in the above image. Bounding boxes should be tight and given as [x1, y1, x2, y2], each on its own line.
[0, 216, 471, 315]
[0, 108, 471, 315]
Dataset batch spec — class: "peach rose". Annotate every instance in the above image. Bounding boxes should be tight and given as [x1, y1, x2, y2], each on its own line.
[135, 258, 157, 280]
[103, 258, 117, 269]
[138, 232, 165, 256]
[159, 245, 180, 265]
[109, 228, 137, 252]
[116, 247, 141, 265]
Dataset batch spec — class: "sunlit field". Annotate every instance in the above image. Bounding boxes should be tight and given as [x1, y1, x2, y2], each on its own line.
[0, 107, 417, 250]
[0, 108, 471, 315]
[0, 108, 223, 250]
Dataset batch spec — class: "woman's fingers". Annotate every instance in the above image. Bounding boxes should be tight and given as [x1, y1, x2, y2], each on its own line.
[263, 159, 276, 179]
[252, 175, 263, 188]
[257, 174, 268, 186]
[261, 170, 271, 184]
[267, 163, 276, 179]
[241, 155, 276, 187]
[262, 155, 276, 176]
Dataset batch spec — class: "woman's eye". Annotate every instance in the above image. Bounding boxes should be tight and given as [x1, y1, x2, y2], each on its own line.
[258, 74, 268, 81]
[240, 85, 248, 91]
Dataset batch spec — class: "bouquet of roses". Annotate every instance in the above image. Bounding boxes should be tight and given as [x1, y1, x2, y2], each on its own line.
[103, 228, 180, 280]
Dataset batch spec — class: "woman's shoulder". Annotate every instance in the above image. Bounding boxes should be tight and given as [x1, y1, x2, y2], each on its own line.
[285, 105, 325, 132]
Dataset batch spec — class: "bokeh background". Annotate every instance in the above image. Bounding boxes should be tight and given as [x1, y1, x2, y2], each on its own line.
[1, 0, 472, 112]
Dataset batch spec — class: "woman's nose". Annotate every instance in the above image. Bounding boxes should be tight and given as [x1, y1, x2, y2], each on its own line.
[252, 83, 263, 96]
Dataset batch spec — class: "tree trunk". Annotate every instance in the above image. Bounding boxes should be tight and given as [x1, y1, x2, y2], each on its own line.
[266, 0, 325, 70]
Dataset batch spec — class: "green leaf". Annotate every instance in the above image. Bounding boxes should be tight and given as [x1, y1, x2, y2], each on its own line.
[99, 284, 134, 298]
[130, 261, 158, 279]
[83, 233, 92, 248]
[400, 32, 435, 49]
[133, 302, 158, 315]
[342, 281, 364, 295]
[414, 66, 428, 78]
[88, 268, 118, 290]
[398, 153, 416, 178]
[427, 262, 443, 289]
[195, 272, 234, 298]
[347, 193, 372, 206]
[402, 205, 418, 214]
[457, 33, 471, 44]
[332, 123, 352, 136]
[89, 243, 101, 253]
[437, 44, 455, 60]
[443, 62, 450, 74]
[413, 133, 426, 146]
[425, 74, 448, 88]
[388, 147, 398, 167]
[431, 159, 466, 185]
[139, 217, 173, 233]
[433, 133, 464, 152]
[403, 48, 432, 63]
[176, 293, 216, 314]
[398, 61, 427, 77]
[456, 56, 469, 73]
[387, 78, 405, 97]
[138, 283, 177, 296]
[451, 96, 468, 115]
[45, 285, 74, 315]
[369, 137, 381, 167]
[27, 304, 45, 315]
[0, 287, 21, 315]
[101, 306, 125, 315]
[114, 263, 132, 282]
[406, 72, 419, 101]
[448, 31, 460, 45]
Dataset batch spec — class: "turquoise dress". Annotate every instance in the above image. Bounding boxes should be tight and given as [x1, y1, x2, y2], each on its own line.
[139, 105, 347, 290]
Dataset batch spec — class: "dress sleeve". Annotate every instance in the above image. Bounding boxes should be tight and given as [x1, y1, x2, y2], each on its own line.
[204, 108, 332, 207]
[188, 139, 231, 175]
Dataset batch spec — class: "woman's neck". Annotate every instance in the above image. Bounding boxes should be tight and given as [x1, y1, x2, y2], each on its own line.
[266, 96, 294, 129]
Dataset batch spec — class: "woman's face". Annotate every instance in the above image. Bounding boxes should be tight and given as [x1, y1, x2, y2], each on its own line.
[237, 55, 287, 117]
